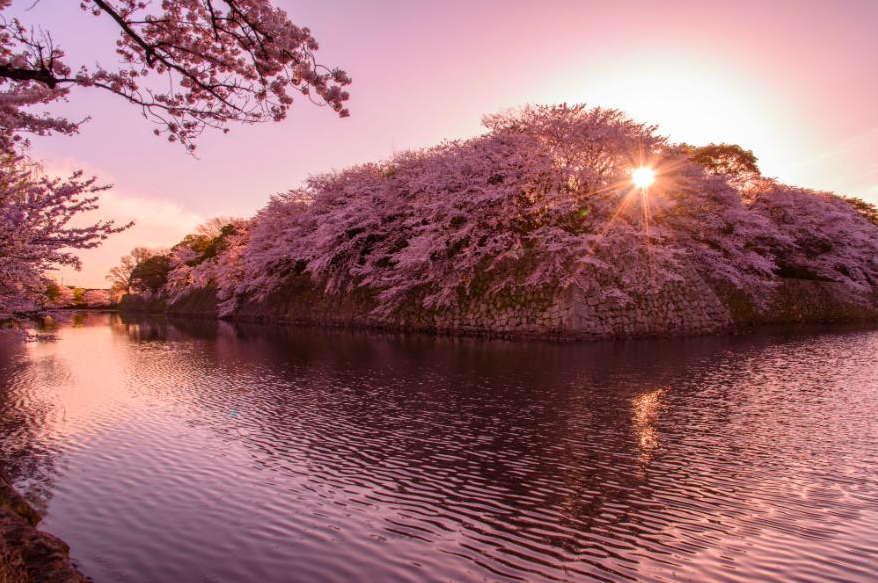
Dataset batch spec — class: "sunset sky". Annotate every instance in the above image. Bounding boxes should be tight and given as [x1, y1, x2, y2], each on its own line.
[13, 0, 878, 287]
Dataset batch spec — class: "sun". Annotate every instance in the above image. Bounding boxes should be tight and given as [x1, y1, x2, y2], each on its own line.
[632, 166, 656, 189]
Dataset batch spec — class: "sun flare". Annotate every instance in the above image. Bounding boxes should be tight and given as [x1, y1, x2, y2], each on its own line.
[632, 166, 656, 189]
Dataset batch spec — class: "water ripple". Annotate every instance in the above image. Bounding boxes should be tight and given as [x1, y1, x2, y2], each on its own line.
[1, 314, 877, 582]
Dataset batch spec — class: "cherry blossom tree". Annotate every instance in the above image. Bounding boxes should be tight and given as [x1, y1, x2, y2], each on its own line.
[0, 156, 128, 318]
[113, 219, 251, 307]
[2, 0, 350, 322]
[82, 288, 111, 307]
[744, 178, 878, 292]
[234, 105, 673, 315]
[242, 106, 878, 316]
[162, 218, 249, 315]
[684, 140, 878, 227]
[123, 105, 878, 324]
[0, 0, 350, 152]
[44, 279, 75, 307]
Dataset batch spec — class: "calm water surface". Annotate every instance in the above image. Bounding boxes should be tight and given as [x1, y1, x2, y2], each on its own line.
[1, 313, 877, 582]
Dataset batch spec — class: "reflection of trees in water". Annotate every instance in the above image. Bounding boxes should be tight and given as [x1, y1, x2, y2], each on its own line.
[11, 313, 870, 580]
[112, 312, 229, 342]
[0, 336, 63, 513]
[113, 312, 175, 341]
[110, 316, 784, 580]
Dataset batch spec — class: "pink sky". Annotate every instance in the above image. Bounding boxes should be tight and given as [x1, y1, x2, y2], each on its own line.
[11, 0, 878, 287]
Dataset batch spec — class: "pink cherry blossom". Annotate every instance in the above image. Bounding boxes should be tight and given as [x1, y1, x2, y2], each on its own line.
[151, 105, 878, 322]
[0, 0, 350, 152]
[1, 157, 130, 318]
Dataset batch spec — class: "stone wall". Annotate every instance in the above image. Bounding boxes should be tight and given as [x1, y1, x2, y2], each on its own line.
[124, 270, 878, 340]
[559, 268, 734, 339]
[0, 474, 88, 583]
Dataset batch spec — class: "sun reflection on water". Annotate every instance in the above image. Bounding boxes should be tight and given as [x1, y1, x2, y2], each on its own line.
[632, 387, 667, 462]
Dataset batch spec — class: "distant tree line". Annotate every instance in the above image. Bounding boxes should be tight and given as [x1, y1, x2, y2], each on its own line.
[107, 218, 243, 296]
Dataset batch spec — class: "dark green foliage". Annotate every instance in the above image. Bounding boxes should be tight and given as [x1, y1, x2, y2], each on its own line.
[686, 143, 761, 176]
[45, 282, 61, 302]
[131, 255, 173, 292]
[837, 195, 878, 226]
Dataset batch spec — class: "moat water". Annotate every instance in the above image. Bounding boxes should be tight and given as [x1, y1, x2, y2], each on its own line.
[1, 313, 877, 582]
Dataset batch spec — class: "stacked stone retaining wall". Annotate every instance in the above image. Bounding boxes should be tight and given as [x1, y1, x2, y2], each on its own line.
[121, 271, 878, 340]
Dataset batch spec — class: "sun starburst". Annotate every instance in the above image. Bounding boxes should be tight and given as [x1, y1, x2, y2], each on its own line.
[632, 166, 656, 189]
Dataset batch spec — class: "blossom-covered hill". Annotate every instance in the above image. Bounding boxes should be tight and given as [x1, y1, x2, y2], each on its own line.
[123, 105, 878, 338]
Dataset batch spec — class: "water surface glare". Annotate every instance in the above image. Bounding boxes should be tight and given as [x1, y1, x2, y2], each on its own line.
[1, 313, 878, 582]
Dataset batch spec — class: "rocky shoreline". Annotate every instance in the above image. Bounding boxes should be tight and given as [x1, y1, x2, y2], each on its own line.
[0, 474, 88, 583]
